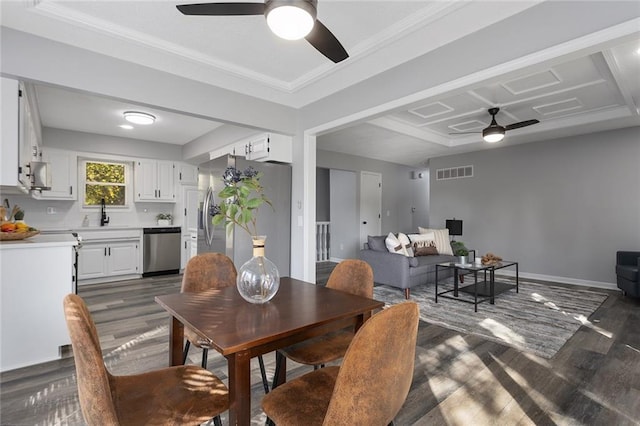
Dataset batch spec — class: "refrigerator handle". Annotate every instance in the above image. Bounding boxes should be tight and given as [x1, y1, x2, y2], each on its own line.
[203, 187, 214, 247]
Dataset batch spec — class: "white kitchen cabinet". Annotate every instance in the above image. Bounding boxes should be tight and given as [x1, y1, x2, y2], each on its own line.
[177, 163, 198, 185]
[78, 241, 140, 281]
[1, 78, 40, 193]
[180, 185, 200, 234]
[134, 159, 176, 202]
[32, 148, 77, 200]
[243, 133, 292, 163]
[0, 234, 77, 372]
[181, 234, 191, 270]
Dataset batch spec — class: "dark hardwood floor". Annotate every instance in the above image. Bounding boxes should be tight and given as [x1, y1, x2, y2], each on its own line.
[1, 267, 639, 425]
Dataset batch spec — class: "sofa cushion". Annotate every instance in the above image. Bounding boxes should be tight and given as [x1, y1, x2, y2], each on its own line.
[418, 227, 453, 255]
[616, 265, 638, 282]
[367, 235, 387, 252]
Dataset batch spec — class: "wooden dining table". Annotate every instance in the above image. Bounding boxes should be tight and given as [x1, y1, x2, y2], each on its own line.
[155, 276, 384, 426]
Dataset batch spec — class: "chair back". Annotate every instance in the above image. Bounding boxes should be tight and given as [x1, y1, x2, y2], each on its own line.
[326, 259, 374, 298]
[181, 252, 237, 293]
[323, 302, 419, 426]
[63, 294, 119, 425]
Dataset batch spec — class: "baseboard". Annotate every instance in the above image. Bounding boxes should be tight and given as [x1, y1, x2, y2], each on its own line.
[495, 270, 618, 291]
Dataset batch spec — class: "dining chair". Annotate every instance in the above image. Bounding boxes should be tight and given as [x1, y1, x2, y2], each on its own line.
[262, 301, 419, 426]
[182, 252, 270, 393]
[63, 293, 229, 426]
[269, 259, 374, 390]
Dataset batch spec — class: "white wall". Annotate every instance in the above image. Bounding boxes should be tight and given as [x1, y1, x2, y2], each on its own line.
[429, 127, 640, 288]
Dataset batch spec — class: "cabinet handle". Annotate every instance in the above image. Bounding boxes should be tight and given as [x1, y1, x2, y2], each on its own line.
[104, 247, 107, 256]
[108, 247, 111, 256]
[184, 208, 187, 216]
[69, 186, 73, 195]
[158, 190, 161, 198]
[179, 172, 182, 180]
[184, 241, 187, 249]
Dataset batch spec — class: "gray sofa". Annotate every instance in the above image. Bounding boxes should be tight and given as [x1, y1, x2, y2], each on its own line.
[359, 235, 457, 299]
[616, 251, 639, 297]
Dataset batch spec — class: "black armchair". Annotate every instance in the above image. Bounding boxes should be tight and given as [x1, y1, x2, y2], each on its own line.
[616, 251, 640, 297]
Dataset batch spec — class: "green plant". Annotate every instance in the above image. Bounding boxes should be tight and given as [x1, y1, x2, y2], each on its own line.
[451, 240, 469, 256]
[212, 166, 272, 237]
[156, 213, 172, 221]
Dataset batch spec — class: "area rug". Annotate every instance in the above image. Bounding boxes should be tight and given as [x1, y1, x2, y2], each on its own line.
[373, 278, 608, 359]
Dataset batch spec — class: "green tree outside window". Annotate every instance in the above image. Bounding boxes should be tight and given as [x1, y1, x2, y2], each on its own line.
[84, 161, 127, 206]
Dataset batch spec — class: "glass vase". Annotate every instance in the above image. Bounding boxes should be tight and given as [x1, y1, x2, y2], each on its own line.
[237, 236, 280, 304]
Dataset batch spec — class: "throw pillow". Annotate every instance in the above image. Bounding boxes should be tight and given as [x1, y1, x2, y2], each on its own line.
[409, 233, 439, 256]
[398, 232, 414, 257]
[367, 235, 387, 252]
[385, 232, 408, 256]
[417, 227, 453, 255]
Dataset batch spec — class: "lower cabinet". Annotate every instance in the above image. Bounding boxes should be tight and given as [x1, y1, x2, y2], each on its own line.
[79, 241, 140, 281]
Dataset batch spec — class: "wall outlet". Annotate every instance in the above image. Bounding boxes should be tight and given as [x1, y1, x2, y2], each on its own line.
[46, 207, 57, 214]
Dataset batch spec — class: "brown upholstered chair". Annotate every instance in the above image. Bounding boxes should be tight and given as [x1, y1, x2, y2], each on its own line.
[63, 293, 229, 426]
[182, 252, 270, 392]
[270, 259, 374, 389]
[262, 302, 419, 426]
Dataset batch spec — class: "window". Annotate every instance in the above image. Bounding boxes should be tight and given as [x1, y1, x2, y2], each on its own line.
[83, 160, 129, 207]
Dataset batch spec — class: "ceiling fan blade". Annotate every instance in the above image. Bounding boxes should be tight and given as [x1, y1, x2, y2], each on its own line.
[305, 19, 348, 63]
[505, 119, 540, 131]
[449, 132, 480, 135]
[177, 2, 265, 16]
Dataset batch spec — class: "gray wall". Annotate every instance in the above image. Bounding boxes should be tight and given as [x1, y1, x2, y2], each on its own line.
[429, 127, 640, 287]
[317, 149, 429, 236]
[329, 169, 357, 261]
[316, 168, 330, 222]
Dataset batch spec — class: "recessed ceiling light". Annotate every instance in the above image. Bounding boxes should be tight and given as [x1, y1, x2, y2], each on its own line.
[123, 111, 156, 125]
[119, 124, 133, 130]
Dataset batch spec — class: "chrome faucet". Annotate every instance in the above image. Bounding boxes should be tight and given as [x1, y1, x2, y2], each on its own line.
[100, 198, 110, 226]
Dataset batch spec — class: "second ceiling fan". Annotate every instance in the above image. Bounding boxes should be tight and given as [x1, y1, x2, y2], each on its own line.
[176, 0, 349, 63]
[451, 107, 540, 142]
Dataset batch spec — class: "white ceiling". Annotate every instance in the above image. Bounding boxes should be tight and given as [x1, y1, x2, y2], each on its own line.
[2, 1, 639, 166]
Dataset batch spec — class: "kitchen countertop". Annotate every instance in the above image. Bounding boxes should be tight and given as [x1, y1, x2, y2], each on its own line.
[39, 225, 182, 233]
[0, 233, 78, 249]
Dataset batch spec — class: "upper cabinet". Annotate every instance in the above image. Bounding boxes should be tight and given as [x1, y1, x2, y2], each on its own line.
[177, 163, 198, 185]
[244, 133, 292, 163]
[134, 159, 176, 202]
[32, 148, 77, 200]
[209, 133, 292, 164]
[0, 78, 41, 193]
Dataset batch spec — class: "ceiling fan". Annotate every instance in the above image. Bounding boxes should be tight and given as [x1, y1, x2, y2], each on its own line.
[176, 0, 349, 63]
[450, 107, 540, 143]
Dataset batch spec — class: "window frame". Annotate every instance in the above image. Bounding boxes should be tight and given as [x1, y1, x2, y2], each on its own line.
[80, 158, 133, 211]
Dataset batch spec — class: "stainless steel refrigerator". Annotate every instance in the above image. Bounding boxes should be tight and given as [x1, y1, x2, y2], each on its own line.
[197, 155, 291, 276]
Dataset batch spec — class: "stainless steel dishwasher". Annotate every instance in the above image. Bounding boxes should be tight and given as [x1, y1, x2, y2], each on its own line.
[143, 227, 181, 277]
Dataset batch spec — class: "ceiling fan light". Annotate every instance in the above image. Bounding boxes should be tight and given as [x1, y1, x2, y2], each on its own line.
[483, 126, 505, 143]
[123, 111, 156, 125]
[266, 5, 315, 40]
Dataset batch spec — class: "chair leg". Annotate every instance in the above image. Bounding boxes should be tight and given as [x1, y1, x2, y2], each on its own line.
[258, 355, 270, 394]
[404, 288, 410, 299]
[201, 348, 208, 369]
[182, 340, 191, 365]
[271, 351, 284, 390]
[213, 415, 222, 426]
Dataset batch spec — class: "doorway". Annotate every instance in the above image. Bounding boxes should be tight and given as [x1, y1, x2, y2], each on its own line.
[359, 171, 382, 247]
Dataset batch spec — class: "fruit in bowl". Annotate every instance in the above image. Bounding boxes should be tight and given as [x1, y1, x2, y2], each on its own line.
[1, 222, 16, 232]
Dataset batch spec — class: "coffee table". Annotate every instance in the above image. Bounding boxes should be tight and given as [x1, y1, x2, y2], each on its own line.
[435, 261, 519, 312]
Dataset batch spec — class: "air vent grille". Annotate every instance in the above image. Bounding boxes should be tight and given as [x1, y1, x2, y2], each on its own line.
[436, 165, 473, 181]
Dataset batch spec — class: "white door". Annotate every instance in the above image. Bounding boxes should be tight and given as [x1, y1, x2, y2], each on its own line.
[359, 171, 382, 247]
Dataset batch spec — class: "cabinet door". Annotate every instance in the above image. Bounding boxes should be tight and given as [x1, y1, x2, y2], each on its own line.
[181, 235, 191, 270]
[78, 243, 108, 280]
[34, 149, 77, 200]
[181, 185, 200, 234]
[178, 163, 198, 185]
[156, 160, 175, 201]
[0, 78, 21, 188]
[107, 242, 139, 276]
[134, 159, 158, 201]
